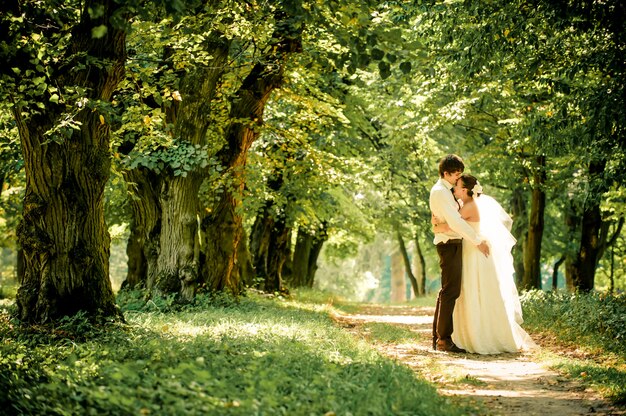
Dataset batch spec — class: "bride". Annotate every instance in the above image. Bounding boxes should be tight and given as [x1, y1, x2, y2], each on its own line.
[433, 174, 535, 354]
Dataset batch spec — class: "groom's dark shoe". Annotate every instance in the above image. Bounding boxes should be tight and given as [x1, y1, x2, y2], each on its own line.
[432, 337, 438, 351]
[436, 339, 467, 353]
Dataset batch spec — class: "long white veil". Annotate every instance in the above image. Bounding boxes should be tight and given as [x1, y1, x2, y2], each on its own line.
[475, 194, 524, 325]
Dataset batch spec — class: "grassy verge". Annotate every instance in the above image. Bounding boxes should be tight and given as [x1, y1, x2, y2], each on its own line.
[0, 289, 465, 416]
[521, 290, 626, 405]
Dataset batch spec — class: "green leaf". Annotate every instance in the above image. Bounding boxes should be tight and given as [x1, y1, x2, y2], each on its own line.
[92, 25, 108, 39]
[378, 61, 391, 79]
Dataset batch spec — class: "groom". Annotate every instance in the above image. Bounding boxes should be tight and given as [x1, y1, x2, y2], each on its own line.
[429, 154, 489, 353]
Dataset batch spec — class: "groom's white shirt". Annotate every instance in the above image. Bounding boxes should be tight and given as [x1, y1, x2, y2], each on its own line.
[429, 177, 482, 246]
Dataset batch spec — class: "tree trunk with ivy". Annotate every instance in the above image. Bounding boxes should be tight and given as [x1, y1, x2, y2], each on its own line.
[202, 9, 303, 293]
[148, 40, 229, 300]
[522, 156, 546, 291]
[8, 2, 126, 323]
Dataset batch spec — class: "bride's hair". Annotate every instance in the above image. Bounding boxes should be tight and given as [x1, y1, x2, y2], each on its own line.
[459, 174, 482, 197]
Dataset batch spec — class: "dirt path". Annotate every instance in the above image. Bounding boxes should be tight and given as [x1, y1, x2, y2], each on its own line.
[333, 304, 624, 416]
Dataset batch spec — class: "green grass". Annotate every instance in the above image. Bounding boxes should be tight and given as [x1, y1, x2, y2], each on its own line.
[360, 322, 420, 344]
[521, 289, 626, 404]
[0, 289, 466, 416]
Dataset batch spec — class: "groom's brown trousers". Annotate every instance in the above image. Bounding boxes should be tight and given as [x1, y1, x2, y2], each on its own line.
[433, 239, 463, 343]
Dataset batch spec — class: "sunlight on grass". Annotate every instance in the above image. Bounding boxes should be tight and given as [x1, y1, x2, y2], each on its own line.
[521, 290, 626, 404]
[0, 291, 472, 415]
[360, 322, 421, 344]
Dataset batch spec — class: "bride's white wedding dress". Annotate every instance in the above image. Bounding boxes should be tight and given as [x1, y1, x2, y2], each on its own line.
[451, 196, 536, 354]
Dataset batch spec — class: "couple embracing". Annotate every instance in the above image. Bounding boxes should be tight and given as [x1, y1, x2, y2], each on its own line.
[429, 154, 535, 354]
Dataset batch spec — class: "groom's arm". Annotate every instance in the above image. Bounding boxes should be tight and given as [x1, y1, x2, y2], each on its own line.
[431, 190, 488, 250]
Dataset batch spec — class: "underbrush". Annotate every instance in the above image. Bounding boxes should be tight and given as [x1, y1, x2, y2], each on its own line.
[0, 289, 464, 415]
[521, 289, 626, 404]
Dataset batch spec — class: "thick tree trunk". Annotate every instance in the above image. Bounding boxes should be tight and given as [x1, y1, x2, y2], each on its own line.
[522, 156, 546, 291]
[14, 2, 126, 323]
[154, 174, 202, 299]
[202, 12, 302, 293]
[571, 160, 608, 292]
[149, 36, 229, 301]
[396, 227, 419, 298]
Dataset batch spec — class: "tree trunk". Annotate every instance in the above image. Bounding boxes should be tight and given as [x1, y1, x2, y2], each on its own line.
[396, 227, 419, 298]
[264, 219, 291, 293]
[250, 205, 273, 285]
[552, 254, 565, 291]
[413, 234, 427, 296]
[290, 227, 314, 288]
[121, 168, 161, 291]
[234, 226, 255, 287]
[154, 174, 202, 300]
[571, 159, 608, 292]
[137, 39, 228, 300]
[202, 11, 302, 293]
[563, 200, 580, 291]
[14, 2, 126, 323]
[289, 224, 327, 288]
[249, 202, 292, 292]
[522, 156, 546, 291]
[305, 224, 327, 287]
[510, 186, 527, 287]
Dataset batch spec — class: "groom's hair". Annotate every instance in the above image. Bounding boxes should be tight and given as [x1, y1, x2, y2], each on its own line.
[438, 154, 465, 177]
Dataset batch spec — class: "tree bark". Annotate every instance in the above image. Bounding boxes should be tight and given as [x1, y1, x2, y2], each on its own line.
[201, 10, 302, 293]
[13, 2, 126, 323]
[522, 156, 546, 291]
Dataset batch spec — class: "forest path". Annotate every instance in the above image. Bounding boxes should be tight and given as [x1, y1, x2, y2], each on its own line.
[332, 304, 623, 416]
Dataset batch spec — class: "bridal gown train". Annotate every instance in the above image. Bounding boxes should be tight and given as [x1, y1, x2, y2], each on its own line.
[451, 221, 535, 354]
